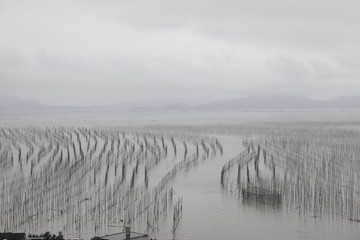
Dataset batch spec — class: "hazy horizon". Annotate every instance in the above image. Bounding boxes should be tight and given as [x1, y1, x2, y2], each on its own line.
[1, 0, 360, 106]
[2, 94, 360, 107]
[2, 94, 360, 112]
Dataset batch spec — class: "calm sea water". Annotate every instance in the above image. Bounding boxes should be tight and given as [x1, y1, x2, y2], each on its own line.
[146, 135, 360, 240]
[1, 110, 360, 240]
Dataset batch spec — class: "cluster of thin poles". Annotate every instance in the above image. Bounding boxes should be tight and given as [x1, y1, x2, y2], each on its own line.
[0, 127, 222, 237]
[220, 122, 360, 222]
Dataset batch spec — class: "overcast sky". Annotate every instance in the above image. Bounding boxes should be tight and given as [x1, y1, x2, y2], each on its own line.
[0, 0, 359, 106]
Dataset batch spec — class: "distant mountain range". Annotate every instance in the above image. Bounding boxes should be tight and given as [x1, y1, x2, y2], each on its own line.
[1, 95, 360, 112]
[0, 96, 49, 111]
[196, 95, 360, 109]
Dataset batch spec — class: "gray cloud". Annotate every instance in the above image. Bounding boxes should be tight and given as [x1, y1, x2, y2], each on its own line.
[0, 46, 25, 67]
[0, 0, 359, 105]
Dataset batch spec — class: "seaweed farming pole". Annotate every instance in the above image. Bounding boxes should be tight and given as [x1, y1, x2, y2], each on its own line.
[247, 163, 250, 185]
[237, 164, 241, 185]
[271, 161, 276, 191]
[254, 145, 260, 180]
[172, 198, 183, 236]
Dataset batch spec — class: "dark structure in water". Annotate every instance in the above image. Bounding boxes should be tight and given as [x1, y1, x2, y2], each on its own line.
[0, 233, 26, 240]
[91, 227, 148, 240]
[242, 186, 282, 203]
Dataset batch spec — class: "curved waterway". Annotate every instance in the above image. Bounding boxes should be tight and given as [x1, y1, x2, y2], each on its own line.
[2, 110, 360, 240]
[144, 135, 360, 240]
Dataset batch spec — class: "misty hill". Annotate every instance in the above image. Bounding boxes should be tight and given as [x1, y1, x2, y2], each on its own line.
[2, 95, 360, 112]
[196, 95, 360, 110]
[0, 96, 49, 111]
